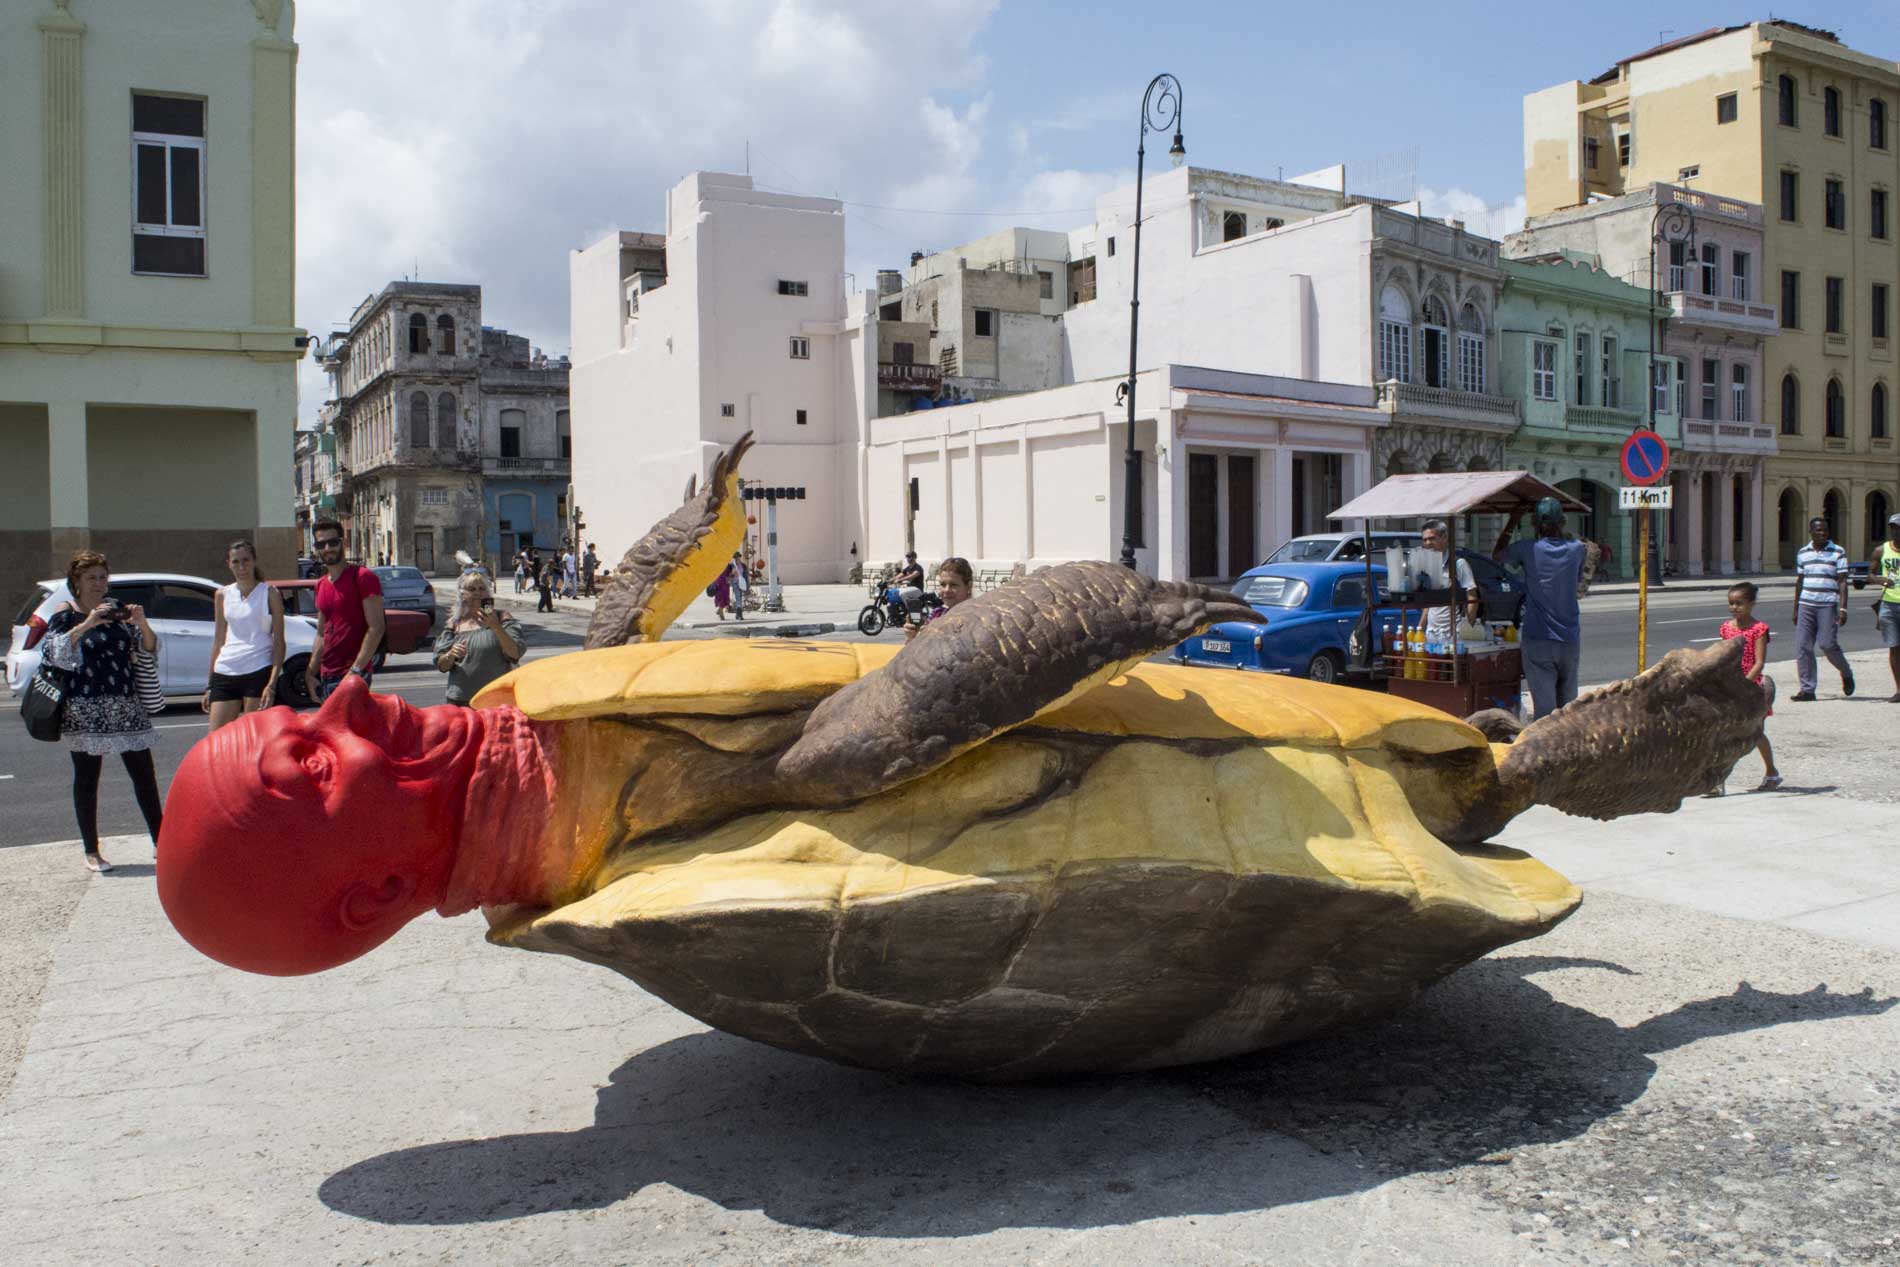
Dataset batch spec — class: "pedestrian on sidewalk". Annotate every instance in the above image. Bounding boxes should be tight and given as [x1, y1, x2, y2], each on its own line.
[535, 555, 556, 613]
[434, 572, 525, 706]
[41, 551, 164, 873]
[582, 543, 599, 597]
[728, 552, 749, 620]
[1875, 513, 1900, 702]
[306, 518, 385, 705]
[513, 550, 527, 594]
[1790, 516, 1854, 701]
[201, 539, 285, 732]
[1494, 497, 1601, 720]
[709, 562, 732, 620]
[1713, 582, 1782, 793]
[561, 548, 577, 599]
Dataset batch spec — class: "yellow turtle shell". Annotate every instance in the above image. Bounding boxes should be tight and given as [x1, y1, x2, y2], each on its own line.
[475, 642, 1578, 1079]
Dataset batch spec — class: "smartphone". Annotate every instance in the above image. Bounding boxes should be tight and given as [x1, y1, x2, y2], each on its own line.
[481, 597, 495, 611]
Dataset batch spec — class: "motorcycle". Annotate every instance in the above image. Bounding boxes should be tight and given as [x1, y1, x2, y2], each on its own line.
[857, 581, 941, 637]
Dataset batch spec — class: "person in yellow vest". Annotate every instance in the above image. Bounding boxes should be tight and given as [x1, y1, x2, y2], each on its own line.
[1876, 512, 1900, 703]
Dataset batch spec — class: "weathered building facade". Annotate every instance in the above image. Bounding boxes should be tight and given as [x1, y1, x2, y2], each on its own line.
[313, 282, 567, 573]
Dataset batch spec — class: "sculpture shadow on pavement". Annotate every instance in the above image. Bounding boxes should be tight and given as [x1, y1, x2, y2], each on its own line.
[318, 957, 1894, 1236]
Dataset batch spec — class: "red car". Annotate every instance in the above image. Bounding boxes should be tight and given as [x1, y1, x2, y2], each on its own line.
[269, 580, 432, 673]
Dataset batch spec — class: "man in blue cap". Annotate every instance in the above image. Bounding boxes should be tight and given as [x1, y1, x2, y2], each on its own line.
[1494, 496, 1601, 719]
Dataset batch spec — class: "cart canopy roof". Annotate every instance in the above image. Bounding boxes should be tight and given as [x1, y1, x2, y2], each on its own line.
[1327, 471, 1589, 521]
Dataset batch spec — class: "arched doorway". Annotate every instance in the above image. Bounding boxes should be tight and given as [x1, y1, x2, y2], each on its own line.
[1776, 487, 1804, 568]
[1870, 490, 1893, 555]
[1385, 450, 1418, 479]
[1823, 487, 1846, 543]
[1427, 452, 1455, 474]
[1557, 478, 1604, 543]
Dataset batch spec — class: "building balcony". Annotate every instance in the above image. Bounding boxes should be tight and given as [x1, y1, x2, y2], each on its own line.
[1665, 290, 1778, 336]
[879, 361, 942, 391]
[1376, 379, 1521, 431]
[1564, 404, 1644, 433]
[1681, 418, 1777, 455]
[482, 455, 571, 477]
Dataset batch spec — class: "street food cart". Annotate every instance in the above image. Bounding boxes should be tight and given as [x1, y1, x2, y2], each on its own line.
[1327, 471, 1588, 718]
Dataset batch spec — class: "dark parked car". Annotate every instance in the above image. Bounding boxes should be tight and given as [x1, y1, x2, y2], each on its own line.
[370, 565, 439, 634]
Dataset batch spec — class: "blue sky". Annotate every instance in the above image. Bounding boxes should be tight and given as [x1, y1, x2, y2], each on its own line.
[294, 2, 1900, 420]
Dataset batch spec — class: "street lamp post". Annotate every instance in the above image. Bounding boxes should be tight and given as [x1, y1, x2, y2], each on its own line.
[1645, 197, 1695, 591]
[1118, 73, 1186, 571]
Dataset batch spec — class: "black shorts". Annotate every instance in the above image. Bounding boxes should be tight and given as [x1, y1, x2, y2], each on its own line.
[207, 666, 273, 703]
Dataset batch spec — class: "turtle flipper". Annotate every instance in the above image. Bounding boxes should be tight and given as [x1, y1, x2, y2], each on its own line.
[1436, 638, 1768, 842]
[774, 562, 1256, 801]
[585, 432, 754, 649]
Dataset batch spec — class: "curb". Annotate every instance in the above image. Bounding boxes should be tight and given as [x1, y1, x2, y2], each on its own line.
[720, 622, 840, 638]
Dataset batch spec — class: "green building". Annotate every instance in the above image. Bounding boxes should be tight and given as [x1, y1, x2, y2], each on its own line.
[1496, 253, 1680, 578]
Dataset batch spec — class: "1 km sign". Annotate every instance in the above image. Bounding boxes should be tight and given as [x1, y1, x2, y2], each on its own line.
[1620, 430, 1671, 486]
[1619, 485, 1674, 510]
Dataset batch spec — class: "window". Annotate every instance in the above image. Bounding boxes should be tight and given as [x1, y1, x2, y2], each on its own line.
[1700, 242, 1719, 295]
[1456, 303, 1484, 393]
[1070, 256, 1096, 304]
[1731, 363, 1749, 422]
[1875, 189, 1890, 240]
[1602, 335, 1619, 408]
[1679, 165, 1701, 182]
[153, 583, 216, 624]
[1583, 137, 1600, 170]
[408, 391, 430, 448]
[1779, 170, 1800, 221]
[1037, 270, 1053, 299]
[1668, 240, 1687, 291]
[1781, 374, 1801, 435]
[1876, 384, 1891, 438]
[1874, 98, 1890, 150]
[974, 308, 995, 337]
[1106, 236, 1116, 257]
[1532, 341, 1556, 400]
[1825, 178, 1845, 229]
[1716, 93, 1738, 124]
[408, 312, 429, 354]
[1779, 73, 1798, 127]
[1824, 86, 1841, 137]
[789, 336, 811, 359]
[795, 409, 808, 426]
[131, 93, 206, 276]
[1616, 131, 1631, 167]
[1826, 276, 1844, 333]
[419, 488, 448, 506]
[499, 408, 522, 457]
[556, 408, 570, 459]
[720, 403, 736, 417]
[436, 313, 455, 355]
[1378, 286, 1411, 383]
[1420, 295, 1450, 388]
[1731, 250, 1749, 300]
[436, 392, 456, 448]
[777, 279, 809, 297]
[1573, 331, 1591, 405]
[1876, 283, 1891, 341]
[1222, 210, 1247, 242]
[1826, 378, 1845, 436]
[892, 340, 914, 364]
[1652, 361, 1673, 415]
[1701, 357, 1719, 421]
[1676, 360, 1689, 416]
[1781, 270, 1800, 328]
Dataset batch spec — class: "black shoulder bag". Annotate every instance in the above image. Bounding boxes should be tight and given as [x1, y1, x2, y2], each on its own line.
[21, 660, 71, 742]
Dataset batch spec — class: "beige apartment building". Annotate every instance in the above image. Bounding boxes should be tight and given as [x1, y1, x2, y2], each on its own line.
[1526, 20, 1899, 567]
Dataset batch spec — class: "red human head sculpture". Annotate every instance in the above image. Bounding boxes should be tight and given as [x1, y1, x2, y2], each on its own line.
[157, 677, 485, 975]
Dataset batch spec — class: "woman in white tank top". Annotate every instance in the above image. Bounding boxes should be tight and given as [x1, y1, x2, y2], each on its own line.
[202, 539, 286, 732]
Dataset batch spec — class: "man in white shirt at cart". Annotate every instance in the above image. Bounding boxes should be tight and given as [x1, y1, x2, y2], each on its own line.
[1419, 519, 1481, 647]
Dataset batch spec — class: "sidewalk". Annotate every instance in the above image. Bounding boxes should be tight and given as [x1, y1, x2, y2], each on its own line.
[445, 577, 872, 634]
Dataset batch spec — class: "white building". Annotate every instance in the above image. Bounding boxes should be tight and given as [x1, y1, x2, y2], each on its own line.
[572, 167, 1519, 584]
[570, 174, 870, 583]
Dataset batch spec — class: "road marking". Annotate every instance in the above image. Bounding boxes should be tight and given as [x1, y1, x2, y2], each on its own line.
[154, 721, 207, 730]
[0, 774, 13, 780]
[1690, 637, 1721, 643]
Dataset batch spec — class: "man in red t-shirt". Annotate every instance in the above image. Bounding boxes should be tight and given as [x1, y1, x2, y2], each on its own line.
[305, 520, 386, 704]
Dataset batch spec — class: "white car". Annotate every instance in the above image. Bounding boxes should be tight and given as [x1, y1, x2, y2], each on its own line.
[7, 573, 320, 708]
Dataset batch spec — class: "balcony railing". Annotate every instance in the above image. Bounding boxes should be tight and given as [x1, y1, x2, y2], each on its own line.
[1565, 404, 1643, 431]
[1682, 420, 1776, 450]
[1666, 290, 1778, 332]
[483, 455, 570, 474]
[1377, 379, 1521, 428]
[879, 361, 942, 390]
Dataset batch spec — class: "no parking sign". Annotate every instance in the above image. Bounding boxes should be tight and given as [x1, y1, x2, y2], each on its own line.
[1620, 430, 1670, 486]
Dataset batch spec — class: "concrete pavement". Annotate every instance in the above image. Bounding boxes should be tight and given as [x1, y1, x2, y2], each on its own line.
[2, 649, 1898, 1263]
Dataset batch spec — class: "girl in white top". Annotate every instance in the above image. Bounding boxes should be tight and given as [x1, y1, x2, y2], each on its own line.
[202, 539, 286, 732]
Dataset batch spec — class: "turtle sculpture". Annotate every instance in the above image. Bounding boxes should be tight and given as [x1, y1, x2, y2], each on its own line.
[157, 434, 1769, 1079]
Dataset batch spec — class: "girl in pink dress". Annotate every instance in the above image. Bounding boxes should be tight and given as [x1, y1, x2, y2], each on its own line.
[1717, 582, 1782, 792]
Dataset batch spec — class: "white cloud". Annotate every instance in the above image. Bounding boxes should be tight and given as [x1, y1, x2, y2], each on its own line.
[1415, 187, 1527, 241]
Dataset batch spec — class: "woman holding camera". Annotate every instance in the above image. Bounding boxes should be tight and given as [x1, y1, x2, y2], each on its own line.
[434, 572, 526, 706]
[201, 539, 285, 733]
[41, 550, 164, 873]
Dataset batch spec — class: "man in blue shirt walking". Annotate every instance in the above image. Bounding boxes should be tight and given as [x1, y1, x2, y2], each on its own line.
[1494, 496, 1601, 719]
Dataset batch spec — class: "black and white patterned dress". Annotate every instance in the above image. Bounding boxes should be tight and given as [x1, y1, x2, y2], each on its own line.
[42, 608, 156, 756]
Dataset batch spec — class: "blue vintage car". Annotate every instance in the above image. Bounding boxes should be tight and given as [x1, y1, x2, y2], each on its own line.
[1171, 562, 1388, 685]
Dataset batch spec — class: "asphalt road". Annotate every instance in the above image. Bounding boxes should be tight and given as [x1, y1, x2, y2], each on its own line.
[2, 585, 1891, 853]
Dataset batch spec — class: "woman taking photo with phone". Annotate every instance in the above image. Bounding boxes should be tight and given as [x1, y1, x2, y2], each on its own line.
[202, 539, 285, 732]
[41, 551, 164, 873]
[434, 572, 526, 705]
